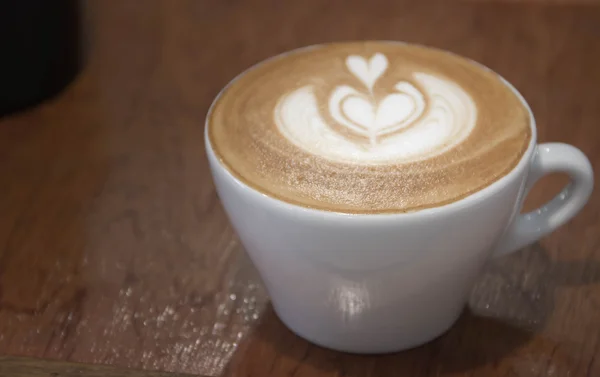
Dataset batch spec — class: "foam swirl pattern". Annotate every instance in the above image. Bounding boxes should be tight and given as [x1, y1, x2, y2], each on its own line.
[208, 42, 531, 213]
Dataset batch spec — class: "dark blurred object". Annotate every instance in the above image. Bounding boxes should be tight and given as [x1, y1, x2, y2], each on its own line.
[0, 0, 82, 117]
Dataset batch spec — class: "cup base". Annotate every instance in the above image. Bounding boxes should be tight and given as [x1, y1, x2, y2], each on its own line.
[272, 303, 463, 354]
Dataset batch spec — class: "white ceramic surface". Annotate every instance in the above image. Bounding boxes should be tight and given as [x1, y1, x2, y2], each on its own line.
[204, 60, 594, 354]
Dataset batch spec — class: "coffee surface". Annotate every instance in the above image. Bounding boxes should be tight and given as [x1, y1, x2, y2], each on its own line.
[208, 42, 531, 213]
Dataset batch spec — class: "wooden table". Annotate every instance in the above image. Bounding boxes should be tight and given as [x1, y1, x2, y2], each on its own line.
[1, 1, 599, 376]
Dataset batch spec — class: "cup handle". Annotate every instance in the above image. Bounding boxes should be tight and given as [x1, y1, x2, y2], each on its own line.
[493, 143, 594, 257]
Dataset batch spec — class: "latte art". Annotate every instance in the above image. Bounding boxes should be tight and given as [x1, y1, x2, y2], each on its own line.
[208, 42, 531, 213]
[329, 54, 426, 145]
[275, 53, 477, 164]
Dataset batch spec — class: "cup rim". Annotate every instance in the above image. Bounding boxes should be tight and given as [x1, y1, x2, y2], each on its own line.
[204, 41, 538, 218]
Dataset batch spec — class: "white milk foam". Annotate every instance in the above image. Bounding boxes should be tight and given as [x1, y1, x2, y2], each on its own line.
[274, 53, 477, 164]
[208, 42, 531, 213]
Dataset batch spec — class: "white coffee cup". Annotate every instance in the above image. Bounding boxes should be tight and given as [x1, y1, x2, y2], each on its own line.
[205, 74, 593, 354]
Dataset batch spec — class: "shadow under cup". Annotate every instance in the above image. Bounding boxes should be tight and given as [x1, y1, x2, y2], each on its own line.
[204, 68, 593, 354]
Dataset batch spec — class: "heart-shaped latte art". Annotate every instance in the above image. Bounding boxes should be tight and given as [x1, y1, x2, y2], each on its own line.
[341, 94, 416, 131]
[329, 82, 425, 141]
[341, 93, 417, 132]
[346, 53, 388, 90]
[326, 54, 427, 143]
[274, 52, 478, 166]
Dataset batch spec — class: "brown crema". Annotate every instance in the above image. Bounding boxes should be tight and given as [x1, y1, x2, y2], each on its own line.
[207, 42, 531, 213]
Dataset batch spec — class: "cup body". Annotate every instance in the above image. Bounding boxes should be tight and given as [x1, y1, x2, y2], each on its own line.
[205, 91, 538, 352]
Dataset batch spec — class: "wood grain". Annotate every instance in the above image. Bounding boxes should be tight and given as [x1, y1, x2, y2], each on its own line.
[0, 356, 195, 377]
[0, 1, 599, 377]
